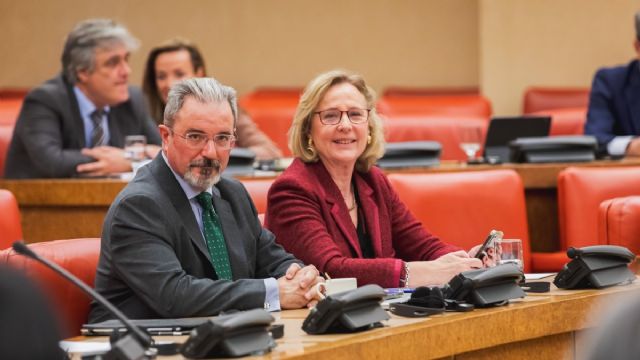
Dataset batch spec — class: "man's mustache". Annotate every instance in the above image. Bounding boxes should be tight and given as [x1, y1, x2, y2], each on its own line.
[189, 158, 220, 171]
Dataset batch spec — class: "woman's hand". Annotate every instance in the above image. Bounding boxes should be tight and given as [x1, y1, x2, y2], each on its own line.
[407, 251, 482, 287]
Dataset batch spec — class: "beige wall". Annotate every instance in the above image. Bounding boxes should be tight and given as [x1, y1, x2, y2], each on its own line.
[3, 0, 640, 113]
[479, 0, 640, 115]
[0, 0, 478, 96]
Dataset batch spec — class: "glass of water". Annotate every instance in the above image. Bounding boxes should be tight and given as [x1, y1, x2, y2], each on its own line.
[124, 135, 147, 162]
[458, 124, 483, 162]
[495, 238, 524, 271]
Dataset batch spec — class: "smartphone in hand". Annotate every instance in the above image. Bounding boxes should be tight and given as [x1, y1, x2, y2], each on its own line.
[475, 229, 504, 259]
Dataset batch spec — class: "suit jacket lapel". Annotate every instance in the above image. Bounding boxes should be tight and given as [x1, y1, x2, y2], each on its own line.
[212, 194, 247, 279]
[625, 61, 640, 135]
[108, 107, 124, 148]
[149, 156, 212, 263]
[354, 175, 383, 257]
[62, 75, 88, 148]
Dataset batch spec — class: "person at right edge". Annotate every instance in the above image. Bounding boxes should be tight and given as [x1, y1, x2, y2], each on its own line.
[585, 11, 640, 157]
[265, 69, 490, 289]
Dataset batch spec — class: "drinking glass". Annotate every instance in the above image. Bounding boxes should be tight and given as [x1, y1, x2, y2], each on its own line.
[458, 125, 483, 162]
[495, 239, 524, 271]
[124, 135, 147, 162]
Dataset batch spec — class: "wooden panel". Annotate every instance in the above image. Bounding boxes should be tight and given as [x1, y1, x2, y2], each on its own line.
[66, 279, 640, 359]
[3, 159, 640, 243]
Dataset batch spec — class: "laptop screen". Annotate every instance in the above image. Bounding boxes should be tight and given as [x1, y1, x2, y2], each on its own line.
[483, 116, 551, 162]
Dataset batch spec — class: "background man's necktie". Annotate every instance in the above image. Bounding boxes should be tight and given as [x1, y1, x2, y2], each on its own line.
[90, 109, 107, 147]
[196, 192, 233, 280]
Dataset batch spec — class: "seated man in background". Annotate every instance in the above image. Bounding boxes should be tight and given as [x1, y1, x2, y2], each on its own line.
[142, 38, 282, 160]
[89, 78, 320, 322]
[4, 18, 161, 178]
[585, 11, 640, 157]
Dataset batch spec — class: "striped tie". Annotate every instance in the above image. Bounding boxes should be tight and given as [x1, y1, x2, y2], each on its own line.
[90, 109, 107, 147]
[196, 192, 233, 280]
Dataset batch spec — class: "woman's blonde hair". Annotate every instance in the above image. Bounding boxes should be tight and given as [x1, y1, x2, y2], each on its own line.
[288, 69, 385, 172]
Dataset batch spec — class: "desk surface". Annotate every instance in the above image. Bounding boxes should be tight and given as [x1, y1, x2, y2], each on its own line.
[68, 279, 640, 360]
[3, 158, 640, 245]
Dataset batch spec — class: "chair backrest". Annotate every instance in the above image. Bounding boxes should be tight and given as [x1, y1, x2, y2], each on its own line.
[377, 94, 492, 118]
[522, 87, 590, 114]
[0, 238, 101, 337]
[240, 178, 275, 214]
[383, 116, 488, 161]
[0, 124, 15, 177]
[529, 107, 586, 136]
[558, 167, 640, 250]
[599, 196, 640, 255]
[0, 98, 23, 125]
[387, 170, 531, 272]
[238, 92, 299, 157]
[0, 189, 22, 249]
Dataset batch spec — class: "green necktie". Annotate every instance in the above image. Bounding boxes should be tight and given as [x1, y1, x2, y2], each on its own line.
[196, 192, 233, 280]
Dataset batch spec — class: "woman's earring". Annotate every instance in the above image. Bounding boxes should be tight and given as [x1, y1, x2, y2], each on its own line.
[367, 134, 372, 145]
[307, 137, 316, 157]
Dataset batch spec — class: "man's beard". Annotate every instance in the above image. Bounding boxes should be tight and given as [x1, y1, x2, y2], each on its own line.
[184, 158, 221, 191]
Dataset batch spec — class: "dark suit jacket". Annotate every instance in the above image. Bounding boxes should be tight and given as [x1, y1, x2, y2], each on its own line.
[4, 74, 161, 178]
[265, 159, 459, 288]
[89, 156, 299, 322]
[585, 59, 640, 154]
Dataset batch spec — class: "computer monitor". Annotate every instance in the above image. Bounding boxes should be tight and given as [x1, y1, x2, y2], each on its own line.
[483, 116, 551, 163]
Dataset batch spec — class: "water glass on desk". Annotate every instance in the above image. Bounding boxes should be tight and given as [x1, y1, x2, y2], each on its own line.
[124, 135, 148, 174]
[495, 238, 524, 271]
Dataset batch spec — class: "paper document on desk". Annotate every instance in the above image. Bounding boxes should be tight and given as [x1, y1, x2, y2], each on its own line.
[525, 273, 555, 280]
[59, 340, 110, 353]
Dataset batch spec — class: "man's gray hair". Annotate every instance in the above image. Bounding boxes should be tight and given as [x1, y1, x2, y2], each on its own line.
[61, 18, 139, 83]
[163, 78, 238, 128]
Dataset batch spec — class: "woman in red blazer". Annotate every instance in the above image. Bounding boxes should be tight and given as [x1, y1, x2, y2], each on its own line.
[265, 70, 484, 288]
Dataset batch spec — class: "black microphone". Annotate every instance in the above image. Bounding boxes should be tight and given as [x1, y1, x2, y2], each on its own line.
[12, 241, 154, 360]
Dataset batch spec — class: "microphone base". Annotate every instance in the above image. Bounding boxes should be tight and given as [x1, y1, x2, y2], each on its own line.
[80, 334, 156, 360]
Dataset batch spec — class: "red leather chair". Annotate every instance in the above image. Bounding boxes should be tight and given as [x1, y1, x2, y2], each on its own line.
[599, 196, 640, 255]
[377, 94, 492, 119]
[0, 98, 23, 125]
[383, 116, 488, 161]
[0, 189, 22, 249]
[238, 90, 300, 157]
[522, 87, 590, 114]
[528, 107, 586, 136]
[0, 124, 15, 177]
[240, 178, 274, 214]
[388, 170, 531, 272]
[0, 238, 101, 337]
[532, 167, 640, 272]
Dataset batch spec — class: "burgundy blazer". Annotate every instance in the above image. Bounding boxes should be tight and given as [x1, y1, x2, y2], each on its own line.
[265, 159, 459, 288]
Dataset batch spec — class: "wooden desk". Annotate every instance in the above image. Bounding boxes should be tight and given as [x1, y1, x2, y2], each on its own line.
[2, 159, 640, 248]
[68, 280, 640, 359]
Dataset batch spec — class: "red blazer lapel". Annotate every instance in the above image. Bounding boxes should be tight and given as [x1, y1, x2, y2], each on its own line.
[313, 162, 363, 258]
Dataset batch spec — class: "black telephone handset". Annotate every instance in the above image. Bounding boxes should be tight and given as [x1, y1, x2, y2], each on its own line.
[445, 263, 525, 307]
[554, 245, 636, 289]
[180, 308, 275, 358]
[302, 284, 389, 335]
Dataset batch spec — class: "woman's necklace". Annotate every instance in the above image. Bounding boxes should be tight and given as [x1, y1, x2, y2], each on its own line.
[346, 185, 357, 212]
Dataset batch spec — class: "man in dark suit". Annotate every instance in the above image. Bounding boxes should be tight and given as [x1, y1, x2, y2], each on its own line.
[4, 19, 161, 178]
[585, 11, 640, 157]
[89, 78, 321, 322]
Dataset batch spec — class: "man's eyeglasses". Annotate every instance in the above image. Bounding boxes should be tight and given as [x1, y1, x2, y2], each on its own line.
[171, 130, 236, 150]
[314, 108, 370, 125]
